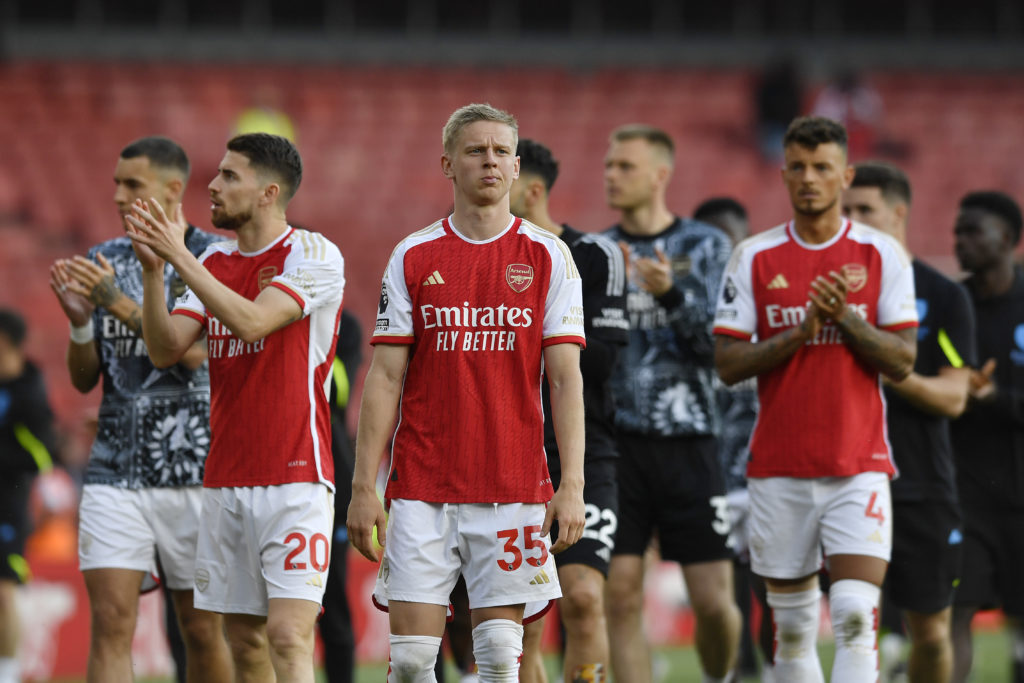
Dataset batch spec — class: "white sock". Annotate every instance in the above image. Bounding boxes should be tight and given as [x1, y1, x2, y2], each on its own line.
[766, 589, 825, 683]
[472, 619, 523, 682]
[701, 673, 730, 683]
[387, 634, 441, 682]
[829, 579, 881, 683]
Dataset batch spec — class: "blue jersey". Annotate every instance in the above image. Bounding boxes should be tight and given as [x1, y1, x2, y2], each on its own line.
[605, 218, 731, 437]
[84, 226, 222, 489]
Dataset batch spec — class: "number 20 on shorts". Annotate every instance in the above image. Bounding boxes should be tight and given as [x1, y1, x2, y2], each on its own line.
[496, 525, 548, 571]
[284, 532, 330, 571]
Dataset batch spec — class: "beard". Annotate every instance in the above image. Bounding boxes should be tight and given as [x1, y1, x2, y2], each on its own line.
[211, 207, 252, 231]
[792, 194, 838, 218]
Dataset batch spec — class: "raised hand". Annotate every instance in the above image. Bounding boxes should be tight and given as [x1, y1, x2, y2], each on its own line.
[125, 199, 186, 268]
[808, 269, 849, 320]
[49, 259, 95, 326]
[632, 245, 674, 296]
[64, 253, 124, 309]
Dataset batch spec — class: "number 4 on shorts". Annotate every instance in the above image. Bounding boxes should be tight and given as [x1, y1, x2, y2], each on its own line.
[864, 492, 885, 526]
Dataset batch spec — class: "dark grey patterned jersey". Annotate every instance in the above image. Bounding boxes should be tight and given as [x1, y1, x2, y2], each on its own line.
[84, 226, 222, 489]
[715, 375, 758, 492]
[605, 217, 731, 437]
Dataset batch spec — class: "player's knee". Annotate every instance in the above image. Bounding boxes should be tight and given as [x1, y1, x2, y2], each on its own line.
[265, 619, 314, 660]
[688, 581, 735, 621]
[766, 588, 821, 660]
[908, 613, 951, 651]
[829, 580, 880, 655]
[472, 619, 523, 682]
[89, 597, 137, 642]
[388, 634, 440, 681]
[561, 577, 605, 626]
[177, 609, 222, 649]
[605, 574, 643, 616]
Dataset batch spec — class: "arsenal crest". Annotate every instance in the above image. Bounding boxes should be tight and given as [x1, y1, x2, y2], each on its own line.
[843, 263, 868, 292]
[258, 266, 278, 291]
[506, 264, 534, 293]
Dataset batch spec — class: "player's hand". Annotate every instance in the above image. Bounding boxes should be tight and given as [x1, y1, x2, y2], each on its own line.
[347, 488, 387, 563]
[968, 358, 997, 402]
[544, 483, 585, 554]
[49, 259, 95, 326]
[64, 253, 126, 309]
[125, 199, 186, 268]
[632, 245, 674, 296]
[800, 299, 824, 341]
[808, 270, 848, 320]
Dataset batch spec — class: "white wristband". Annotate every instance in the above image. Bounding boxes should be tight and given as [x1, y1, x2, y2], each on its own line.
[69, 320, 95, 344]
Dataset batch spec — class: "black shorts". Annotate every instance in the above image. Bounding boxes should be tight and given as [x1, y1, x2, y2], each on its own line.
[954, 502, 1024, 616]
[613, 433, 732, 565]
[549, 460, 618, 576]
[884, 500, 962, 614]
[0, 505, 30, 583]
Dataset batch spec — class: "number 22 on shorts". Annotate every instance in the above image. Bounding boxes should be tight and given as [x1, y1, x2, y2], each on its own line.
[496, 525, 549, 571]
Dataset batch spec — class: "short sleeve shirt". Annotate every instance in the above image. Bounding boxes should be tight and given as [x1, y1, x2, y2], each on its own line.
[713, 219, 918, 478]
[372, 216, 585, 504]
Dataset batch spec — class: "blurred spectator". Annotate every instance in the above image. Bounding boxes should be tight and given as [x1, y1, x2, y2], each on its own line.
[0, 308, 57, 683]
[233, 85, 297, 142]
[811, 70, 883, 160]
[754, 57, 803, 164]
[25, 467, 78, 564]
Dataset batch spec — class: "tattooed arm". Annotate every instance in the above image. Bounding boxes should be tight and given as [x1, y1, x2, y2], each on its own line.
[834, 313, 917, 381]
[715, 304, 823, 386]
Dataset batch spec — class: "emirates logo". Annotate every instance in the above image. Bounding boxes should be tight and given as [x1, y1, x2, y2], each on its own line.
[506, 264, 534, 293]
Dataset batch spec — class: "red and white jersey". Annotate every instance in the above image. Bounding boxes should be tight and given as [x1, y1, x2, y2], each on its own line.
[372, 215, 585, 504]
[173, 227, 344, 490]
[712, 219, 917, 479]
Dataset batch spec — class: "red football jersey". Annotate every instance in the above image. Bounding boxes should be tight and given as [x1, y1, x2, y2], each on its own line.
[372, 216, 586, 504]
[713, 219, 918, 478]
[173, 227, 345, 489]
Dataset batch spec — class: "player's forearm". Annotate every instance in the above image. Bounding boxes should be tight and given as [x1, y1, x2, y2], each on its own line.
[547, 365, 585, 489]
[887, 369, 969, 418]
[65, 340, 100, 393]
[351, 365, 403, 493]
[140, 269, 188, 368]
[102, 293, 144, 337]
[179, 339, 208, 371]
[714, 325, 812, 386]
[835, 311, 916, 381]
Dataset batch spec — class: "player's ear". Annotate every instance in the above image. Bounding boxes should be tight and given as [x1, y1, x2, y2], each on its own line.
[165, 177, 184, 203]
[261, 182, 280, 208]
[441, 154, 454, 179]
[842, 164, 855, 189]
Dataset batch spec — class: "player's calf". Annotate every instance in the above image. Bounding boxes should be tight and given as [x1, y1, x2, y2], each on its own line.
[388, 634, 441, 682]
[830, 579, 881, 683]
[766, 588, 824, 683]
[472, 619, 523, 682]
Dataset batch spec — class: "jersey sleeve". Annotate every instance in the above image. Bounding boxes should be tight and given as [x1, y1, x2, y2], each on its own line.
[171, 245, 220, 325]
[270, 231, 345, 316]
[579, 235, 629, 346]
[713, 241, 757, 340]
[542, 239, 586, 348]
[371, 243, 415, 345]
[877, 241, 918, 330]
[937, 281, 978, 369]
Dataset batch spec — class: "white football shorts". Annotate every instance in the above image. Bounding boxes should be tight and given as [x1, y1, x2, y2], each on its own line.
[748, 472, 892, 580]
[193, 482, 334, 616]
[78, 483, 204, 591]
[374, 499, 562, 612]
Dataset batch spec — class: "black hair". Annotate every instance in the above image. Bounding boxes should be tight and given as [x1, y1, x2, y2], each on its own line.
[960, 191, 1023, 246]
[516, 138, 559, 191]
[851, 162, 912, 206]
[120, 136, 190, 181]
[0, 309, 27, 347]
[226, 133, 303, 202]
[783, 116, 848, 153]
[693, 197, 748, 224]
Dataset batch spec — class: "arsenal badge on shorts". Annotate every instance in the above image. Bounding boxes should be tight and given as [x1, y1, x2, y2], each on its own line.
[506, 264, 534, 293]
[843, 263, 868, 292]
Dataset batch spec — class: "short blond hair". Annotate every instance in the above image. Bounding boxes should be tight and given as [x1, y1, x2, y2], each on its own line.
[610, 124, 675, 166]
[442, 103, 518, 155]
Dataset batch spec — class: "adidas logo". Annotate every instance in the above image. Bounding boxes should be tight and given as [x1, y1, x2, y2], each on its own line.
[767, 274, 789, 290]
[867, 529, 884, 545]
[306, 574, 324, 588]
[423, 270, 445, 286]
[529, 570, 551, 586]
